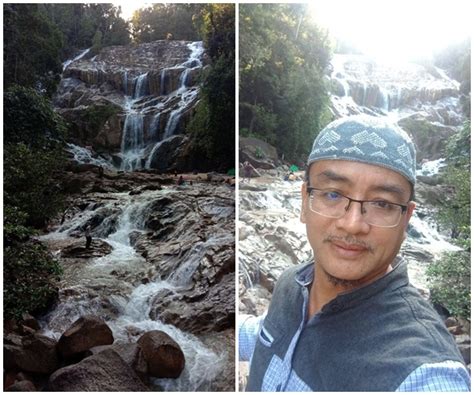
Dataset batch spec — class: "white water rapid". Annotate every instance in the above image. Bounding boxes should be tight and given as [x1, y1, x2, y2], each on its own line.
[39, 189, 225, 391]
[62, 48, 91, 71]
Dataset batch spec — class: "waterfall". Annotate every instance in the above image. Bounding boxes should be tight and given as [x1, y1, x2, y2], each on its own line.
[120, 107, 145, 171]
[133, 73, 149, 99]
[123, 71, 129, 95]
[145, 141, 164, 169]
[62, 48, 91, 71]
[118, 41, 204, 171]
[163, 89, 199, 139]
[168, 235, 235, 287]
[65, 143, 114, 169]
[160, 69, 168, 95]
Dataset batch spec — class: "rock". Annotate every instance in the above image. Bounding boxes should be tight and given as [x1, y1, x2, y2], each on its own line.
[5, 380, 36, 391]
[4, 333, 59, 374]
[60, 239, 113, 258]
[20, 314, 40, 331]
[151, 273, 235, 334]
[58, 315, 114, 358]
[137, 330, 185, 378]
[48, 349, 149, 391]
[239, 137, 279, 169]
[88, 343, 148, 380]
[445, 317, 458, 327]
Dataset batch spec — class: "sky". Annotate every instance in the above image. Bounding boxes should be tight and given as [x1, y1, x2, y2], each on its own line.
[111, 0, 471, 61]
[112, 1, 151, 21]
[308, 0, 472, 61]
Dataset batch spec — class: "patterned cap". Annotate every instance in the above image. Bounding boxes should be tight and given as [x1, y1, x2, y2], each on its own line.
[307, 115, 416, 185]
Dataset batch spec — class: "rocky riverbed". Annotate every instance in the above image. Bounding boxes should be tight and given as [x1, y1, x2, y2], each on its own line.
[4, 163, 235, 392]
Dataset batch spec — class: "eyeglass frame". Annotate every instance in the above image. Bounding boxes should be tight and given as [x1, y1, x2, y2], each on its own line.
[305, 186, 409, 228]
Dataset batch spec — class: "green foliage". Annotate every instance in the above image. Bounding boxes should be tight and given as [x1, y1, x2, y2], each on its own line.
[84, 103, 120, 135]
[3, 86, 66, 320]
[4, 85, 67, 228]
[239, 4, 332, 162]
[4, 3, 64, 96]
[426, 251, 470, 320]
[4, 85, 67, 148]
[131, 4, 204, 43]
[41, 4, 130, 60]
[91, 29, 103, 55]
[187, 4, 235, 171]
[4, 239, 62, 320]
[429, 121, 470, 321]
[254, 147, 265, 159]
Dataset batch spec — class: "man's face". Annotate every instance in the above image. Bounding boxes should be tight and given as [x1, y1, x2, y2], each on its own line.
[301, 160, 415, 287]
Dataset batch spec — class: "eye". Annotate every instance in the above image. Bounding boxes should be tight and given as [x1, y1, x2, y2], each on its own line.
[370, 200, 395, 210]
[323, 191, 342, 201]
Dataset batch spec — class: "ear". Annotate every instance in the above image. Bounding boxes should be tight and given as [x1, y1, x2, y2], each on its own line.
[300, 182, 308, 224]
[403, 201, 416, 229]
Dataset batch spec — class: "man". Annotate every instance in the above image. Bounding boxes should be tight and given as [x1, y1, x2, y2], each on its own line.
[239, 115, 470, 391]
[85, 225, 92, 249]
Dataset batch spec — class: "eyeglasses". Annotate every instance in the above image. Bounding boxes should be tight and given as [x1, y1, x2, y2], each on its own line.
[306, 187, 408, 228]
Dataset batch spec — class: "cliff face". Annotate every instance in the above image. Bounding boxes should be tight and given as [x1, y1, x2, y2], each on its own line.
[56, 40, 205, 172]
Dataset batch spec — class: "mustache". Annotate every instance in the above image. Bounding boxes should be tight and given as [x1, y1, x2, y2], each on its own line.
[323, 235, 374, 254]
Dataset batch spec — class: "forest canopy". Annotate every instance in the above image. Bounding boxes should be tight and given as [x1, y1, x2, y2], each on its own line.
[239, 3, 332, 163]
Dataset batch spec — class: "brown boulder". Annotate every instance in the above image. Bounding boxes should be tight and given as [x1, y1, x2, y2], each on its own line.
[137, 330, 185, 378]
[4, 333, 59, 374]
[88, 343, 148, 380]
[58, 315, 114, 358]
[48, 349, 149, 391]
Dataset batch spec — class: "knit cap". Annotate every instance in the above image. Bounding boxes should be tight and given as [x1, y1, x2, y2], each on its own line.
[307, 115, 416, 185]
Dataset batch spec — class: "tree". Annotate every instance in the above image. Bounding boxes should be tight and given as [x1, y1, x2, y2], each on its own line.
[427, 121, 471, 320]
[239, 4, 332, 162]
[4, 86, 66, 319]
[187, 4, 235, 171]
[4, 3, 64, 96]
[4, 86, 67, 228]
[131, 4, 204, 43]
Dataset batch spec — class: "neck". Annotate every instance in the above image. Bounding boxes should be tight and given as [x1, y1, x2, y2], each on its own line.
[307, 262, 393, 318]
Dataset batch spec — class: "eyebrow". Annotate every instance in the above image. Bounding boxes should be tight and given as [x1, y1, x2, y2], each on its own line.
[315, 169, 408, 199]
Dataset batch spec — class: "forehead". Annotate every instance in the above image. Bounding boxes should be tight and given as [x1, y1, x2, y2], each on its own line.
[308, 160, 411, 197]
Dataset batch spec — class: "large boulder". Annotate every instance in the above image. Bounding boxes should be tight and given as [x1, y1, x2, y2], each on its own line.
[239, 137, 279, 169]
[4, 333, 59, 374]
[137, 330, 185, 378]
[48, 348, 149, 391]
[57, 315, 114, 358]
[88, 343, 148, 380]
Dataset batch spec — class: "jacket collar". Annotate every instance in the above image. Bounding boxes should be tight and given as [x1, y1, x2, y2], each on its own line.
[295, 256, 409, 314]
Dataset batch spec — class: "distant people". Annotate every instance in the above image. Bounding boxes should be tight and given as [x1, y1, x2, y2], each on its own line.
[288, 171, 296, 181]
[85, 225, 92, 249]
[243, 161, 253, 183]
[177, 175, 184, 185]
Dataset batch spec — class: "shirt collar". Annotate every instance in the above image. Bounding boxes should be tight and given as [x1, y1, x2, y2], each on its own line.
[294, 256, 409, 313]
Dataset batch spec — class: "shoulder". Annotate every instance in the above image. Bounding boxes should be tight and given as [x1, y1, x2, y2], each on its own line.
[397, 360, 471, 392]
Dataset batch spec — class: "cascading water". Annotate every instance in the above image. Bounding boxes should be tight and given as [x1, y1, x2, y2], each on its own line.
[118, 41, 204, 171]
[62, 48, 91, 71]
[39, 189, 226, 391]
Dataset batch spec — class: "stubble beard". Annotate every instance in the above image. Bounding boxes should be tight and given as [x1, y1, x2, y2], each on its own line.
[317, 234, 375, 289]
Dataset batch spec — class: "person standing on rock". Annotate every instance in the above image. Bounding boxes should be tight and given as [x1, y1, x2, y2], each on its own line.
[239, 115, 470, 391]
[242, 161, 254, 183]
[85, 225, 92, 249]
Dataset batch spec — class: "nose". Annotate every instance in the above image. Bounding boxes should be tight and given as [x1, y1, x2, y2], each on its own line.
[335, 200, 370, 234]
